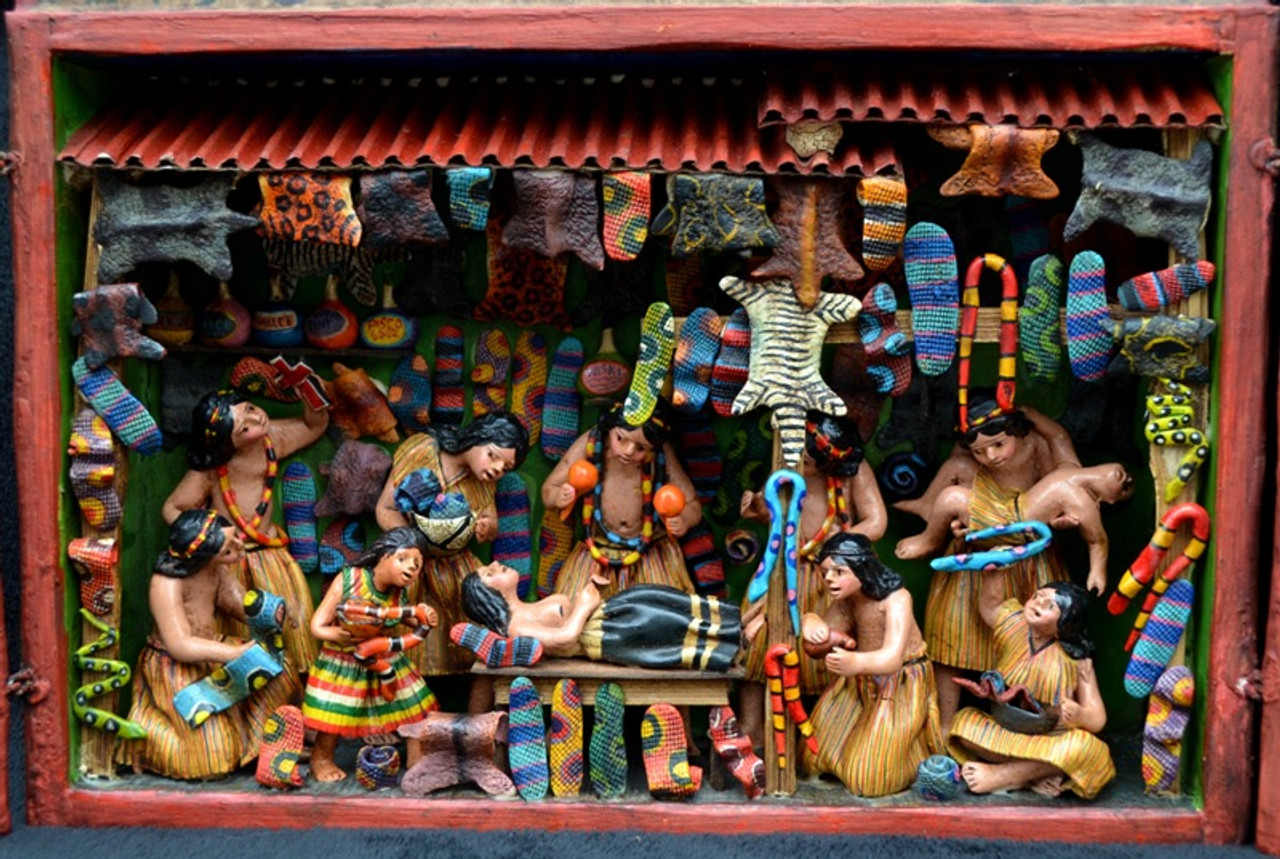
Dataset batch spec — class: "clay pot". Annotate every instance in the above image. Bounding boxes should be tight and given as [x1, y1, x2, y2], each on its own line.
[198, 281, 251, 347]
[304, 274, 359, 350]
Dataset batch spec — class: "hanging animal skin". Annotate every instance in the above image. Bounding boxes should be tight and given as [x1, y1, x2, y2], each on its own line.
[752, 177, 862, 310]
[72, 283, 166, 369]
[719, 277, 861, 468]
[661, 174, 779, 258]
[1107, 315, 1215, 383]
[928, 124, 1061, 199]
[94, 172, 259, 283]
[1064, 135, 1213, 261]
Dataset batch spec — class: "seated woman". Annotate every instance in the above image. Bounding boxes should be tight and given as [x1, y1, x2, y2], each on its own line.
[116, 509, 301, 780]
[949, 564, 1115, 799]
[799, 533, 943, 797]
[460, 561, 741, 672]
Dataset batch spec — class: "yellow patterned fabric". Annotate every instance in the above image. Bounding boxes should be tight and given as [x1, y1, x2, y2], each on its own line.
[924, 468, 1066, 670]
[390, 433, 496, 675]
[552, 523, 694, 601]
[949, 602, 1113, 799]
[115, 638, 301, 780]
[802, 645, 943, 796]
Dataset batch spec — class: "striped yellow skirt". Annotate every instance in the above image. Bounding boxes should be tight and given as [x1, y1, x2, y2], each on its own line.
[949, 707, 1116, 799]
[229, 545, 319, 675]
[553, 529, 694, 601]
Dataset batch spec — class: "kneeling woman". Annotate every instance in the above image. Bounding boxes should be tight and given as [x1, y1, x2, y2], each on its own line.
[800, 533, 944, 797]
[461, 561, 740, 672]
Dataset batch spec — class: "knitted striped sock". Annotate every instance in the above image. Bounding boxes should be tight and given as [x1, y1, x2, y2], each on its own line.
[709, 412, 772, 525]
[1005, 195, 1051, 283]
[68, 409, 121, 531]
[507, 676, 549, 801]
[471, 327, 512, 417]
[256, 705, 306, 789]
[388, 353, 433, 435]
[707, 706, 765, 799]
[542, 337, 584, 461]
[671, 307, 724, 415]
[858, 282, 911, 397]
[664, 254, 703, 316]
[1066, 251, 1116, 382]
[1118, 261, 1215, 311]
[355, 744, 402, 791]
[710, 307, 751, 418]
[903, 222, 959, 376]
[680, 522, 725, 597]
[446, 167, 495, 231]
[510, 330, 548, 448]
[1020, 254, 1065, 382]
[641, 703, 701, 800]
[319, 516, 367, 576]
[589, 682, 628, 799]
[549, 678, 585, 797]
[623, 302, 675, 426]
[72, 357, 163, 455]
[281, 461, 318, 574]
[537, 508, 574, 598]
[1142, 666, 1194, 794]
[676, 411, 721, 506]
[857, 176, 907, 272]
[1125, 579, 1194, 698]
[450, 623, 543, 668]
[602, 171, 651, 262]
[494, 472, 534, 599]
[431, 325, 466, 425]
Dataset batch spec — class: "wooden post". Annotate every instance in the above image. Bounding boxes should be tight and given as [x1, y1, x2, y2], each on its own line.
[761, 433, 797, 796]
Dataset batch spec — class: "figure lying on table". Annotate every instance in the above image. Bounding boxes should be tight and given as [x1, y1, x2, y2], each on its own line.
[458, 560, 741, 672]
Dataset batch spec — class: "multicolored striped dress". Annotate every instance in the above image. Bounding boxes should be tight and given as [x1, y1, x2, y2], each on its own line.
[302, 567, 438, 737]
[924, 468, 1067, 670]
[949, 599, 1115, 799]
[389, 433, 496, 675]
[802, 642, 944, 797]
[116, 636, 301, 780]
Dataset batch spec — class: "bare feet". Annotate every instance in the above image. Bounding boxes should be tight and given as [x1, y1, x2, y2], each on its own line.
[310, 733, 347, 783]
[895, 534, 937, 560]
[961, 762, 1013, 794]
[961, 759, 1061, 795]
[1031, 774, 1066, 798]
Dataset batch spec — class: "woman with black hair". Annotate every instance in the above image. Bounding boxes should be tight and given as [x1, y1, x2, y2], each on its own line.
[116, 510, 301, 779]
[736, 411, 888, 747]
[162, 388, 329, 674]
[949, 566, 1114, 799]
[797, 533, 943, 797]
[542, 400, 702, 601]
[374, 410, 529, 683]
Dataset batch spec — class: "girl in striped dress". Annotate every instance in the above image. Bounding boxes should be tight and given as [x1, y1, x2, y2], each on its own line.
[799, 533, 943, 797]
[304, 527, 439, 782]
[949, 567, 1115, 799]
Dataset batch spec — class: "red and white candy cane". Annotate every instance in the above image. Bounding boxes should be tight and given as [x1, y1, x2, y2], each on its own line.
[339, 602, 434, 701]
[1106, 503, 1210, 650]
[957, 254, 1019, 433]
[764, 644, 818, 770]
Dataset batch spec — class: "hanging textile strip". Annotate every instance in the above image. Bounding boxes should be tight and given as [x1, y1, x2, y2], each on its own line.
[957, 254, 1019, 433]
[745, 469, 807, 635]
[930, 521, 1053, 573]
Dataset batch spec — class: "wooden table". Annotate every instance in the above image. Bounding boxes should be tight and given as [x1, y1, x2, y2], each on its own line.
[474, 658, 743, 707]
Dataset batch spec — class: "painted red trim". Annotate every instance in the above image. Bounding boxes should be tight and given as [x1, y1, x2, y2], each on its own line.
[52, 787, 1206, 843]
[35, 5, 1239, 56]
[1202, 6, 1277, 847]
[8, 12, 74, 829]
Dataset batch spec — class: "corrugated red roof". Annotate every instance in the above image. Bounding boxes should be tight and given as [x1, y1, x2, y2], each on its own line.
[59, 75, 900, 176]
[759, 59, 1225, 129]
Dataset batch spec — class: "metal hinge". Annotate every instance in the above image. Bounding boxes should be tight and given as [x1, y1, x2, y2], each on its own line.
[1249, 138, 1280, 176]
[0, 151, 19, 176]
[5, 667, 50, 704]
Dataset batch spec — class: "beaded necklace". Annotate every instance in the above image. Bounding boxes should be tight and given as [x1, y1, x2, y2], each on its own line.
[798, 476, 849, 559]
[582, 428, 661, 569]
[217, 434, 286, 547]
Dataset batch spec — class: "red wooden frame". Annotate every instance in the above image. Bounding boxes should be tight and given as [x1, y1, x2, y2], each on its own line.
[7, 3, 1276, 844]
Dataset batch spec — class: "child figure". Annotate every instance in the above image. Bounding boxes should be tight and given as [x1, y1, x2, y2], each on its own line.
[374, 411, 529, 692]
[116, 510, 301, 780]
[542, 401, 702, 600]
[949, 567, 1115, 799]
[163, 389, 329, 675]
[737, 412, 888, 747]
[303, 527, 440, 782]
[460, 560, 741, 671]
[799, 533, 943, 796]
[895, 401, 1080, 734]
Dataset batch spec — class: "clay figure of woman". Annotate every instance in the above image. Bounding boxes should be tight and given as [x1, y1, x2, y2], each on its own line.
[304, 527, 440, 782]
[461, 560, 741, 671]
[542, 401, 701, 600]
[799, 533, 943, 797]
[116, 510, 302, 779]
[374, 410, 529, 690]
[163, 390, 329, 675]
[949, 566, 1115, 799]
[736, 411, 888, 747]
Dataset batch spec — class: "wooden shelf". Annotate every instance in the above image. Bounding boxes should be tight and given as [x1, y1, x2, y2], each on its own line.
[164, 343, 413, 360]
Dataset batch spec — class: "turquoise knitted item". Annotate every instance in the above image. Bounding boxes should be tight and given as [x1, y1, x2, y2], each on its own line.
[1020, 254, 1065, 382]
[72, 357, 162, 455]
[1125, 579, 1194, 698]
[446, 167, 495, 231]
[1066, 251, 1116, 382]
[541, 337, 584, 462]
[507, 676, 549, 800]
[903, 222, 959, 376]
[281, 461, 318, 574]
